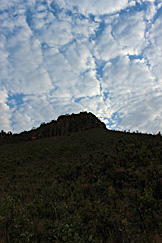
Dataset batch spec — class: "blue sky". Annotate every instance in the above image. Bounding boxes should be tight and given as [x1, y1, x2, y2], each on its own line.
[0, 0, 162, 133]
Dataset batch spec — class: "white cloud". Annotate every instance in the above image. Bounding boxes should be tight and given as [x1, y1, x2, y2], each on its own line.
[33, 18, 73, 46]
[0, 89, 8, 103]
[112, 12, 146, 55]
[53, 0, 129, 15]
[0, 12, 53, 94]
[0, 49, 11, 82]
[11, 95, 83, 132]
[78, 95, 112, 122]
[77, 69, 100, 97]
[128, 0, 136, 7]
[119, 93, 162, 133]
[0, 90, 12, 131]
[0, 0, 162, 134]
[101, 55, 159, 131]
[144, 0, 156, 2]
[0, 103, 12, 132]
[25, 0, 36, 7]
[145, 1, 156, 21]
[62, 40, 95, 72]
[144, 16, 162, 89]
[149, 19, 162, 49]
[0, 0, 23, 10]
[94, 24, 122, 61]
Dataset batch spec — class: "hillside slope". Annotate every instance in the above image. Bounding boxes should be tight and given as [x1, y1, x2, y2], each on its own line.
[0, 116, 162, 242]
[0, 112, 106, 145]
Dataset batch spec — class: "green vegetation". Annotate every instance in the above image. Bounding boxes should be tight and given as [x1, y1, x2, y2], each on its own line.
[0, 127, 162, 242]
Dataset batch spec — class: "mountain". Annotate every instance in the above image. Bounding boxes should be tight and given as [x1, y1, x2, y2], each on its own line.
[34, 111, 106, 137]
[0, 112, 106, 144]
[0, 112, 162, 242]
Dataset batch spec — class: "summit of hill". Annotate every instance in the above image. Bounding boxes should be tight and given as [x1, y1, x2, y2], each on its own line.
[0, 112, 106, 144]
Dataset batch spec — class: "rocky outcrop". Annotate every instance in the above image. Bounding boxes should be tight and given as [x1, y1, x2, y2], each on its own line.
[34, 112, 106, 138]
[0, 112, 106, 144]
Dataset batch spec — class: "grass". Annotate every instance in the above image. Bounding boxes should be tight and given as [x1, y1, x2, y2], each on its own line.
[0, 128, 162, 242]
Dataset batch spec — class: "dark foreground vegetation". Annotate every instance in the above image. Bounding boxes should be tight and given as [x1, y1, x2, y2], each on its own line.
[0, 114, 162, 242]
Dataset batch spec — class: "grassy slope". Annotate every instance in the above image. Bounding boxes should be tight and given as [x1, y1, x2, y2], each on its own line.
[0, 128, 162, 242]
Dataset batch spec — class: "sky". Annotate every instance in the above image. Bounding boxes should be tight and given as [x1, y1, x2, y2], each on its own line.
[0, 0, 162, 134]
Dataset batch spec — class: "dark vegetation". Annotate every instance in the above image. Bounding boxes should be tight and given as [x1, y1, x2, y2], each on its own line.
[0, 112, 162, 242]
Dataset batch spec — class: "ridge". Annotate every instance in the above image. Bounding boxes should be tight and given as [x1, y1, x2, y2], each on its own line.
[0, 112, 106, 144]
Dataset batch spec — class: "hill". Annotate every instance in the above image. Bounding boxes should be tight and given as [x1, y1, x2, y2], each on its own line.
[0, 113, 162, 242]
[0, 112, 106, 145]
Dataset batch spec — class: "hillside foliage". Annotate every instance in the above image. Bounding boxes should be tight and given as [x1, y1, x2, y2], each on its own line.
[0, 113, 162, 242]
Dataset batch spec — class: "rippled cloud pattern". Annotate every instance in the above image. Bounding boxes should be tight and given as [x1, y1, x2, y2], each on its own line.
[0, 0, 162, 133]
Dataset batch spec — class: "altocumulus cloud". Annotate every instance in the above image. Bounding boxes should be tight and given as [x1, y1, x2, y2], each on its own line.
[0, 0, 162, 133]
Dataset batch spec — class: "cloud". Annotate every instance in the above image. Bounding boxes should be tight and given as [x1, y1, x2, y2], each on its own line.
[119, 93, 162, 133]
[0, 0, 162, 134]
[112, 11, 146, 55]
[51, 0, 129, 15]
[145, 1, 156, 21]
[0, 0, 23, 11]
[1, 13, 53, 94]
[101, 55, 159, 132]
[0, 90, 12, 131]
[94, 24, 122, 61]
[11, 94, 83, 133]
[143, 11, 162, 89]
